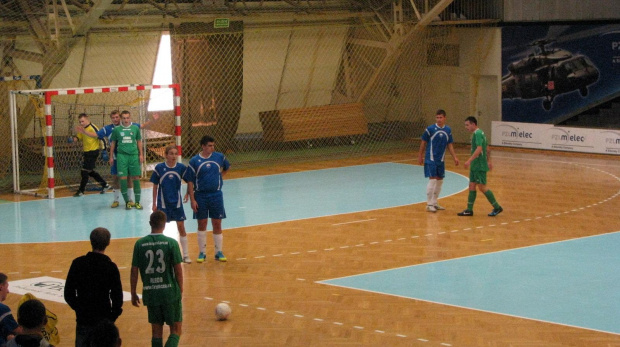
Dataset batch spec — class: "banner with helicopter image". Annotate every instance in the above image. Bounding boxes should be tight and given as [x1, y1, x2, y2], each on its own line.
[502, 24, 620, 124]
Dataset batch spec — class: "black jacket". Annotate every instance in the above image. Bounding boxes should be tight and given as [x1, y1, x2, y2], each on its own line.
[64, 252, 123, 326]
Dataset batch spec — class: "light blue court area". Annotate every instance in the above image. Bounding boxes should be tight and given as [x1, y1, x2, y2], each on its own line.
[319, 232, 620, 335]
[0, 163, 468, 244]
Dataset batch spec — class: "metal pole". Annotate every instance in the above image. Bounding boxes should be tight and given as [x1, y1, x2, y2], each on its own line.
[9, 91, 20, 193]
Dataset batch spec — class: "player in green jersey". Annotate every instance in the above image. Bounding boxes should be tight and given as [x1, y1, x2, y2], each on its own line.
[130, 211, 184, 347]
[109, 110, 144, 210]
[457, 116, 503, 217]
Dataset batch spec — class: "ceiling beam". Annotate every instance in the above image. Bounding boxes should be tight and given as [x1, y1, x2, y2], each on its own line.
[356, 0, 455, 101]
[145, 0, 180, 18]
[15, 0, 50, 53]
[74, 0, 116, 36]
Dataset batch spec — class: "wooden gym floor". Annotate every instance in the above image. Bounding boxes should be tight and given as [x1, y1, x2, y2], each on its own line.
[1, 147, 620, 346]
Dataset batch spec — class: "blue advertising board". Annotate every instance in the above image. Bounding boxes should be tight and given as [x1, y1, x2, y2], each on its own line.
[502, 24, 620, 123]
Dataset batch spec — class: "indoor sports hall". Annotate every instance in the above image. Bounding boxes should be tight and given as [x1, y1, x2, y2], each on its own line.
[1, 0, 620, 346]
[2, 149, 620, 346]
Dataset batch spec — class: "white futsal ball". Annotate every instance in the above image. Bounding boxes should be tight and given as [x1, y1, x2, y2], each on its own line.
[215, 302, 231, 321]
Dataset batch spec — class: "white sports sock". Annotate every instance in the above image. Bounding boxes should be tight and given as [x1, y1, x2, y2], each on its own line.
[179, 236, 189, 257]
[213, 233, 223, 253]
[128, 188, 135, 201]
[433, 179, 444, 206]
[426, 179, 437, 205]
[113, 189, 120, 201]
[197, 231, 207, 253]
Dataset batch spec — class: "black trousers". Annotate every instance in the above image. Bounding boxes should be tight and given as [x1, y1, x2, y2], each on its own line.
[79, 150, 106, 192]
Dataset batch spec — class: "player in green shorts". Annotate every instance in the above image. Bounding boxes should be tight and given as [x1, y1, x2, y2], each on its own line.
[457, 116, 503, 217]
[131, 211, 184, 347]
[109, 110, 144, 210]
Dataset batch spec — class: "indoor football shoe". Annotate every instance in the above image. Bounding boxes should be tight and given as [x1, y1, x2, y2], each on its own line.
[128, 200, 135, 207]
[434, 204, 446, 210]
[197, 252, 206, 263]
[134, 202, 143, 210]
[182, 256, 192, 264]
[488, 207, 503, 217]
[110, 201, 120, 208]
[215, 251, 227, 262]
[125, 202, 132, 210]
[73, 191, 84, 197]
[426, 205, 437, 212]
[101, 184, 112, 194]
[457, 209, 473, 216]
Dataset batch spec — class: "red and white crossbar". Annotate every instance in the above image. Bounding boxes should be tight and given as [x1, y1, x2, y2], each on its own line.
[20, 83, 181, 199]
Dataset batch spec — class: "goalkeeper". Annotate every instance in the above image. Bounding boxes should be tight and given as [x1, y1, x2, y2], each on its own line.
[70, 113, 111, 197]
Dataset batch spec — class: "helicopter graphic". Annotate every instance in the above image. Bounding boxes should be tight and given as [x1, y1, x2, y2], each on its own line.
[502, 39, 599, 111]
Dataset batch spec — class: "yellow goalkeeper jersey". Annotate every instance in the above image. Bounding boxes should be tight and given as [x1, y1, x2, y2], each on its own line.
[77, 123, 102, 152]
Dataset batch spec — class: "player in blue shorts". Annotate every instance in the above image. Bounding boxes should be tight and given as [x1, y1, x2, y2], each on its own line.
[150, 144, 195, 263]
[187, 135, 230, 263]
[417, 109, 459, 212]
[77, 110, 159, 208]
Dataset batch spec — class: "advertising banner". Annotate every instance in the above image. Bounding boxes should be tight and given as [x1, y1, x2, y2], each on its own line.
[502, 24, 620, 124]
[492, 121, 620, 155]
[9, 276, 136, 304]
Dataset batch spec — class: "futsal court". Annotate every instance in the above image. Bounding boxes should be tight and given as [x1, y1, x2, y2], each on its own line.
[1, 148, 620, 346]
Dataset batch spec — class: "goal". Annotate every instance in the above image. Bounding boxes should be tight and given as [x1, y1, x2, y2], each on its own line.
[9, 84, 182, 199]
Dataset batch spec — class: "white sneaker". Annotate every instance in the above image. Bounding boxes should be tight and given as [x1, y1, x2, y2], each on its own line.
[434, 204, 446, 210]
[426, 205, 437, 212]
[183, 256, 192, 264]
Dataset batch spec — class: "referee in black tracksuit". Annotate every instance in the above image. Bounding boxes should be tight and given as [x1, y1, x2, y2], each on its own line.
[64, 227, 123, 347]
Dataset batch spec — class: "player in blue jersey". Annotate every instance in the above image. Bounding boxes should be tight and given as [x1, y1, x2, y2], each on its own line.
[150, 145, 194, 263]
[0, 273, 19, 346]
[187, 135, 230, 263]
[77, 110, 158, 208]
[417, 109, 459, 212]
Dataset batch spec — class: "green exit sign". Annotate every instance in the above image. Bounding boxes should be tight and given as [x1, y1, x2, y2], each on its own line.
[214, 18, 229, 29]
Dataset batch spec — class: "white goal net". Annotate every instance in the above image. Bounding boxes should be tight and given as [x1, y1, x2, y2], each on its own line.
[10, 84, 182, 199]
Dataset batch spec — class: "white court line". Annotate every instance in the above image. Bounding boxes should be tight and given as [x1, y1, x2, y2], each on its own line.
[317, 232, 620, 337]
[211, 297, 447, 345]
[332, 218, 376, 226]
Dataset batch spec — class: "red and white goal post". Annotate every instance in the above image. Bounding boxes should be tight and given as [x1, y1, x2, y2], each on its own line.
[9, 84, 182, 199]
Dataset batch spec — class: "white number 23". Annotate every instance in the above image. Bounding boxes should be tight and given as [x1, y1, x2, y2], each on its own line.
[145, 249, 166, 274]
